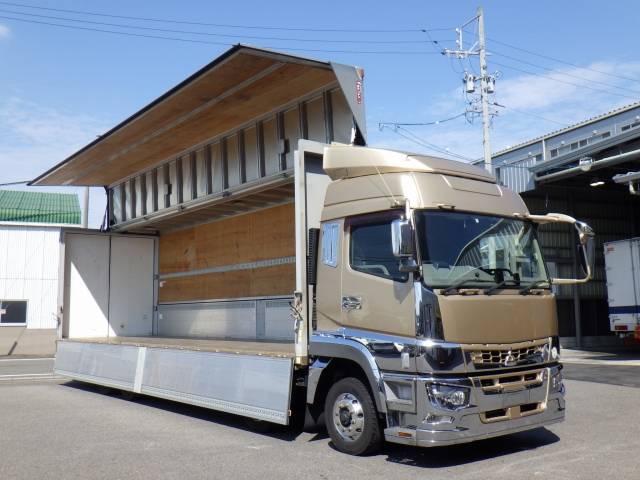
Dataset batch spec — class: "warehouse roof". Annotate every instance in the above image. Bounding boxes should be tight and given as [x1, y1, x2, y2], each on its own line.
[490, 100, 640, 158]
[0, 190, 81, 224]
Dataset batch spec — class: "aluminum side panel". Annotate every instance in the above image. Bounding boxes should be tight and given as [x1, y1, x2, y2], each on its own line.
[54, 341, 294, 425]
[55, 341, 139, 390]
[141, 348, 293, 424]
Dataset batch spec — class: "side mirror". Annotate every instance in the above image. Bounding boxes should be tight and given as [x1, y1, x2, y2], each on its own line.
[576, 221, 595, 278]
[516, 212, 596, 285]
[552, 219, 596, 285]
[391, 219, 418, 273]
[391, 219, 414, 257]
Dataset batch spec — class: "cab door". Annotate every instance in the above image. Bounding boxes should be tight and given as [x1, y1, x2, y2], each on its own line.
[340, 212, 415, 337]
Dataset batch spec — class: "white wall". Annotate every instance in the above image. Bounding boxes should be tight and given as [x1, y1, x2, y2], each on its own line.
[0, 224, 61, 329]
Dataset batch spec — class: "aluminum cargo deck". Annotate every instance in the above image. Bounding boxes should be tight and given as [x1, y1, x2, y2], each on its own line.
[61, 336, 295, 358]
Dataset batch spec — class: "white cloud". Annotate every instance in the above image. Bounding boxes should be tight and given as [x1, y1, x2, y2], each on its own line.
[369, 59, 640, 161]
[0, 24, 10, 39]
[0, 97, 111, 227]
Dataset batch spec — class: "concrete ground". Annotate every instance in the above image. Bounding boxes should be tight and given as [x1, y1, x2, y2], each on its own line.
[0, 369, 638, 480]
[0, 357, 54, 380]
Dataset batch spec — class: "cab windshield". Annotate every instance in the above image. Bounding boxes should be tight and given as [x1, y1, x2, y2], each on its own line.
[414, 210, 549, 289]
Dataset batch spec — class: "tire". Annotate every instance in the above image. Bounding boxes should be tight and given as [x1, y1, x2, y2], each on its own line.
[324, 376, 383, 455]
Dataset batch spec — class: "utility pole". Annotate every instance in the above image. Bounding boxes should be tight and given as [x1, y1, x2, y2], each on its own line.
[477, 6, 492, 173]
[442, 6, 497, 173]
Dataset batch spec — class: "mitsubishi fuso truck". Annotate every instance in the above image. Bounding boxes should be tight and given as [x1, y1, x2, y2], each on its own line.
[30, 45, 595, 455]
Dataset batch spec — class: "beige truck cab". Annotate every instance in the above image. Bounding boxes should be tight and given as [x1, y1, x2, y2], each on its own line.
[307, 144, 594, 454]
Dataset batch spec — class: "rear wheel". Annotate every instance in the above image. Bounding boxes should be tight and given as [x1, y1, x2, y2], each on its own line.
[324, 377, 383, 455]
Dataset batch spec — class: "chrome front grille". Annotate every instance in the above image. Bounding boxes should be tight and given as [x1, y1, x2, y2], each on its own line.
[475, 368, 544, 394]
[479, 402, 546, 423]
[468, 340, 547, 368]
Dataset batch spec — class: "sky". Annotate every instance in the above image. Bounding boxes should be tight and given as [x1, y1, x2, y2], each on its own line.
[1, 0, 639, 227]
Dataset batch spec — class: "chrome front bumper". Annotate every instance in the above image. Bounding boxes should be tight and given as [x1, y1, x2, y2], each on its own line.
[383, 365, 565, 447]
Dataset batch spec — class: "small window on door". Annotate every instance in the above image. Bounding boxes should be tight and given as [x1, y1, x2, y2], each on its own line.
[350, 219, 408, 282]
[0, 301, 27, 325]
[321, 222, 340, 267]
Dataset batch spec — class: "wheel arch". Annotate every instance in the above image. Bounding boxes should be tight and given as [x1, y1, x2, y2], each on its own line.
[307, 336, 386, 414]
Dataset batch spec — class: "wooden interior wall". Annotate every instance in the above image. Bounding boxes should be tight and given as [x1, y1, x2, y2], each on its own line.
[158, 203, 295, 302]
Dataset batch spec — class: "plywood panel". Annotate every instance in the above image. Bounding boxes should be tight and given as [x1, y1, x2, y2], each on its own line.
[158, 263, 295, 302]
[77, 66, 335, 185]
[38, 52, 278, 186]
[159, 203, 295, 274]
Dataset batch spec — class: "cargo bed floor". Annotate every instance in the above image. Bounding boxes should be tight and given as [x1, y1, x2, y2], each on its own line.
[63, 336, 296, 358]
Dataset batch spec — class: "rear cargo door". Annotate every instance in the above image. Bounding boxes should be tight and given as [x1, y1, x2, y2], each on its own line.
[62, 230, 157, 339]
[604, 240, 639, 331]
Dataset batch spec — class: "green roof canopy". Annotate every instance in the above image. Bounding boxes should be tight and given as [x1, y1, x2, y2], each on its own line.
[0, 190, 81, 224]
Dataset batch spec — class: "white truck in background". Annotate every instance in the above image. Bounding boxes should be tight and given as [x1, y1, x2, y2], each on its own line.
[604, 238, 640, 340]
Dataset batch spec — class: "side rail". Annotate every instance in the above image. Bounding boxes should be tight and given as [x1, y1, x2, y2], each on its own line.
[55, 341, 294, 425]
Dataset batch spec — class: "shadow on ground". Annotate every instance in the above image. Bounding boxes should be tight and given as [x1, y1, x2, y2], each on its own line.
[382, 427, 559, 468]
[63, 380, 303, 442]
[63, 380, 559, 467]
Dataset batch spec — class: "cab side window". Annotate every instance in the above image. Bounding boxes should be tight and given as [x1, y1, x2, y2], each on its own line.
[350, 219, 408, 282]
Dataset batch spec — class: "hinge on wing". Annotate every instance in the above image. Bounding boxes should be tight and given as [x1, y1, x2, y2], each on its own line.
[291, 291, 304, 337]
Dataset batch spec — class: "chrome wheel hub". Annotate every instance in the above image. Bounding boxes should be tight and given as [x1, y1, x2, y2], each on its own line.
[332, 393, 365, 442]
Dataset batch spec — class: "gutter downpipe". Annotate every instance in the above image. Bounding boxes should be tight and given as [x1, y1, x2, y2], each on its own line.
[534, 147, 640, 183]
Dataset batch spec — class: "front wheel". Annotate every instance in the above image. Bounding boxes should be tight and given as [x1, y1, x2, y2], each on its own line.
[324, 377, 383, 455]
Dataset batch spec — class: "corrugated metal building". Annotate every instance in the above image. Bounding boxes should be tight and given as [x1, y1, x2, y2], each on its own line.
[476, 101, 640, 347]
[0, 191, 80, 355]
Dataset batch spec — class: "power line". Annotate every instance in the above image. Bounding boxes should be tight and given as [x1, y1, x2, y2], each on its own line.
[0, 8, 447, 45]
[380, 124, 474, 162]
[378, 112, 466, 128]
[0, 15, 443, 54]
[491, 60, 640, 101]
[487, 36, 640, 84]
[459, 27, 640, 85]
[491, 102, 569, 127]
[491, 49, 640, 96]
[0, 1, 450, 34]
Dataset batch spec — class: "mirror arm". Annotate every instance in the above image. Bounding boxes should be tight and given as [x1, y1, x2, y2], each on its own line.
[513, 212, 577, 225]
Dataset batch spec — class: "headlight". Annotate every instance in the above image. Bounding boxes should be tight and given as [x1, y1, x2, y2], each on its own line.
[427, 383, 470, 410]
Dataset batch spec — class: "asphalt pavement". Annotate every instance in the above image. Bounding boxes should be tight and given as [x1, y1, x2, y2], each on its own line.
[0, 357, 54, 380]
[0, 376, 637, 480]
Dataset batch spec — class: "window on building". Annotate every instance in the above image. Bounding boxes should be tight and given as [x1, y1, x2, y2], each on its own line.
[621, 121, 640, 132]
[0, 301, 27, 325]
[350, 218, 408, 282]
[601, 131, 611, 139]
[579, 139, 588, 147]
[550, 149, 558, 158]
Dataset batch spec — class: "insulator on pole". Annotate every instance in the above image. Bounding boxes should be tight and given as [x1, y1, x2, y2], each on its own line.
[486, 76, 496, 94]
[464, 73, 476, 93]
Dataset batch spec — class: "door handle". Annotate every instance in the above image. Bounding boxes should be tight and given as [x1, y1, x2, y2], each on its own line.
[341, 296, 362, 311]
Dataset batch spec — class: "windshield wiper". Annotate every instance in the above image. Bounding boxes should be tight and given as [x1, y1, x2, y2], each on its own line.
[519, 280, 550, 295]
[484, 279, 520, 296]
[441, 278, 489, 296]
